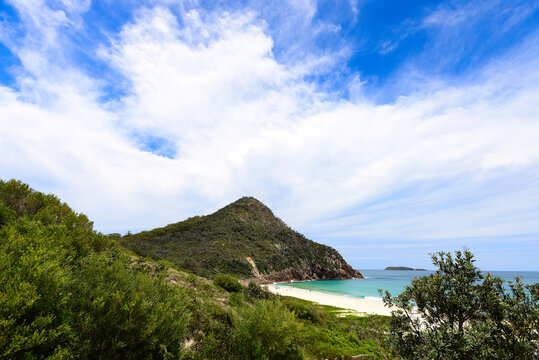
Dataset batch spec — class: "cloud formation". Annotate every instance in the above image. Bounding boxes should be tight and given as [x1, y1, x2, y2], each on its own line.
[0, 0, 538, 269]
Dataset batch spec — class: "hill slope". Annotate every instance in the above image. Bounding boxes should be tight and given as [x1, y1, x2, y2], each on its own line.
[122, 197, 363, 282]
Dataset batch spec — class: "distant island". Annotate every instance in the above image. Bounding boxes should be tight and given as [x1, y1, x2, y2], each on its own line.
[385, 266, 427, 271]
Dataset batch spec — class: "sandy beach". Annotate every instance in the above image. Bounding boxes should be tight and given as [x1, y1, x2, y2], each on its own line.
[266, 284, 395, 316]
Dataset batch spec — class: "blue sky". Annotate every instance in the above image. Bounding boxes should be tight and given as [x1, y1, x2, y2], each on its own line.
[1, 0, 538, 270]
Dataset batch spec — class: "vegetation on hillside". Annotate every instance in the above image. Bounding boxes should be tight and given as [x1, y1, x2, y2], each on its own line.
[0, 180, 190, 358]
[122, 196, 361, 280]
[382, 250, 539, 360]
[213, 274, 244, 292]
[0, 180, 390, 359]
[3, 180, 536, 360]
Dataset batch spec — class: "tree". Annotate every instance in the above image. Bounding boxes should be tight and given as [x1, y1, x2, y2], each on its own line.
[381, 250, 538, 360]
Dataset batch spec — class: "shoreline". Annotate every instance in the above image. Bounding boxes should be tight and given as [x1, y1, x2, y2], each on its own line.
[266, 284, 395, 316]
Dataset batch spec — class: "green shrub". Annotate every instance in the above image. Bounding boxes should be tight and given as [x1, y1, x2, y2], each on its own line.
[179, 256, 201, 272]
[0, 201, 14, 227]
[0, 179, 93, 230]
[0, 220, 72, 358]
[282, 298, 327, 324]
[229, 292, 244, 307]
[234, 300, 304, 360]
[213, 274, 243, 292]
[0, 180, 191, 359]
[67, 251, 190, 359]
[382, 250, 539, 360]
[244, 281, 276, 301]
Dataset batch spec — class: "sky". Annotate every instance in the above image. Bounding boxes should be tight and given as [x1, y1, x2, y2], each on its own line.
[0, 0, 538, 271]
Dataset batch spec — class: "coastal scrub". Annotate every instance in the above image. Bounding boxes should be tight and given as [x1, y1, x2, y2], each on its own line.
[382, 250, 539, 360]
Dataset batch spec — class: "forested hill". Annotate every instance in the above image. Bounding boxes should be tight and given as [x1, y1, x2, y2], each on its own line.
[122, 196, 363, 282]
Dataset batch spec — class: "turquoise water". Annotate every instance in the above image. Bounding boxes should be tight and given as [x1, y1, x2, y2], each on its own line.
[280, 270, 539, 300]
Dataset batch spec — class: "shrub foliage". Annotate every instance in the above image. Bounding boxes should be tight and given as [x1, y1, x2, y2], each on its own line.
[382, 250, 539, 360]
[213, 274, 243, 293]
[234, 300, 304, 360]
[0, 180, 190, 359]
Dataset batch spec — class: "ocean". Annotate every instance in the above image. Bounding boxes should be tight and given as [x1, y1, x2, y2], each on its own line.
[279, 269, 539, 301]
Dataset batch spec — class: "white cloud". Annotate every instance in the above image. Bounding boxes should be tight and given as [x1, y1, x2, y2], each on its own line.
[2, 0, 90, 74]
[0, 1, 538, 274]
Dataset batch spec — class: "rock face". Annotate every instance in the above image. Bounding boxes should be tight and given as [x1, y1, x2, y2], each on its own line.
[256, 263, 362, 284]
[123, 197, 363, 282]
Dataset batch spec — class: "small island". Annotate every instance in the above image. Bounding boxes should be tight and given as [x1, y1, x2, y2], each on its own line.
[385, 266, 427, 271]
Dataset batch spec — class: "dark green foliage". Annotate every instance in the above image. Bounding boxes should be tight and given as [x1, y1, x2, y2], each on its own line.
[228, 292, 245, 307]
[122, 197, 359, 280]
[0, 180, 189, 359]
[67, 251, 190, 359]
[0, 180, 112, 359]
[382, 250, 539, 360]
[213, 274, 243, 292]
[298, 305, 391, 360]
[0, 201, 14, 227]
[0, 179, 93, 230]
[281, 298, 327, 324]
[493, 279, 539, 358]
[0, 220, 72, 358]
[182, 301, 237, 359]
[234, 300, 304, 360]
[244, 281, 277, 301]
[179, 256, 201, 273]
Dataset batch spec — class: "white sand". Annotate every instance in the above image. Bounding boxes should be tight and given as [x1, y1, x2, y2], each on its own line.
[266, 284, 394, 316]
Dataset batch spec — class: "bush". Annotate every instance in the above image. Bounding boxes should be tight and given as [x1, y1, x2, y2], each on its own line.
[0, 179, 94, 230]
[0, 180, 191, 359]
[234, 300, 304, 360]
[281, 298, 326, 324]
[213, 274, 243, 292]
[244, 281, 276, 300]
[0, 220, 72, 358]
[0, 201, 14, 227]
[229, 292, 244, 307]
[382, 250, 539, 360]
[67, 251, 190, 359]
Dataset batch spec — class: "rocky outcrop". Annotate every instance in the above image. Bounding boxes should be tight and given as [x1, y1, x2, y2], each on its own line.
[244, 255, 363, 284]
[254, 264, 363, 284]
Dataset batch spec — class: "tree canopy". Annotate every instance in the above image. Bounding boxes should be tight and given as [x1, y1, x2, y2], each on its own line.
[382, 250, 539, 360]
